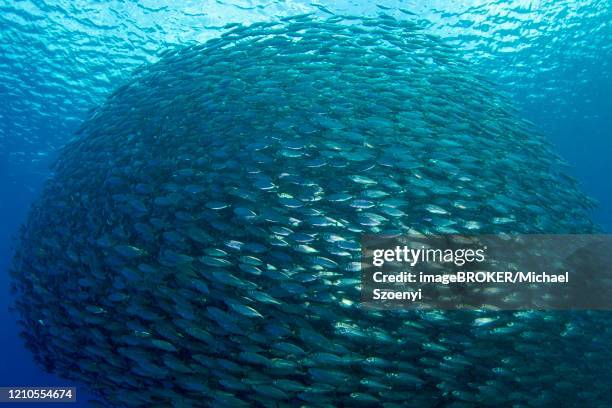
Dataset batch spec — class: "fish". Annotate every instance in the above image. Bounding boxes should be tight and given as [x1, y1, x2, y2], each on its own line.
[9, 14, 605, 408]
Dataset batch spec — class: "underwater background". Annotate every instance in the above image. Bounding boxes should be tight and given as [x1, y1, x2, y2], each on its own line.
[0, 0, 610, 406]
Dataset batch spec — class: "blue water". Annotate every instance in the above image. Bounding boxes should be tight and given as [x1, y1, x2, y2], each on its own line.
[0, 0, 610, 406]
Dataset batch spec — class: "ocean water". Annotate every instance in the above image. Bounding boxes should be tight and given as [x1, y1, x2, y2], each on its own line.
[0, 0, 610, 407]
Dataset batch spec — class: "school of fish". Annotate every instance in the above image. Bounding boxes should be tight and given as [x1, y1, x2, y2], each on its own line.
[10, 14, 610, 407]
